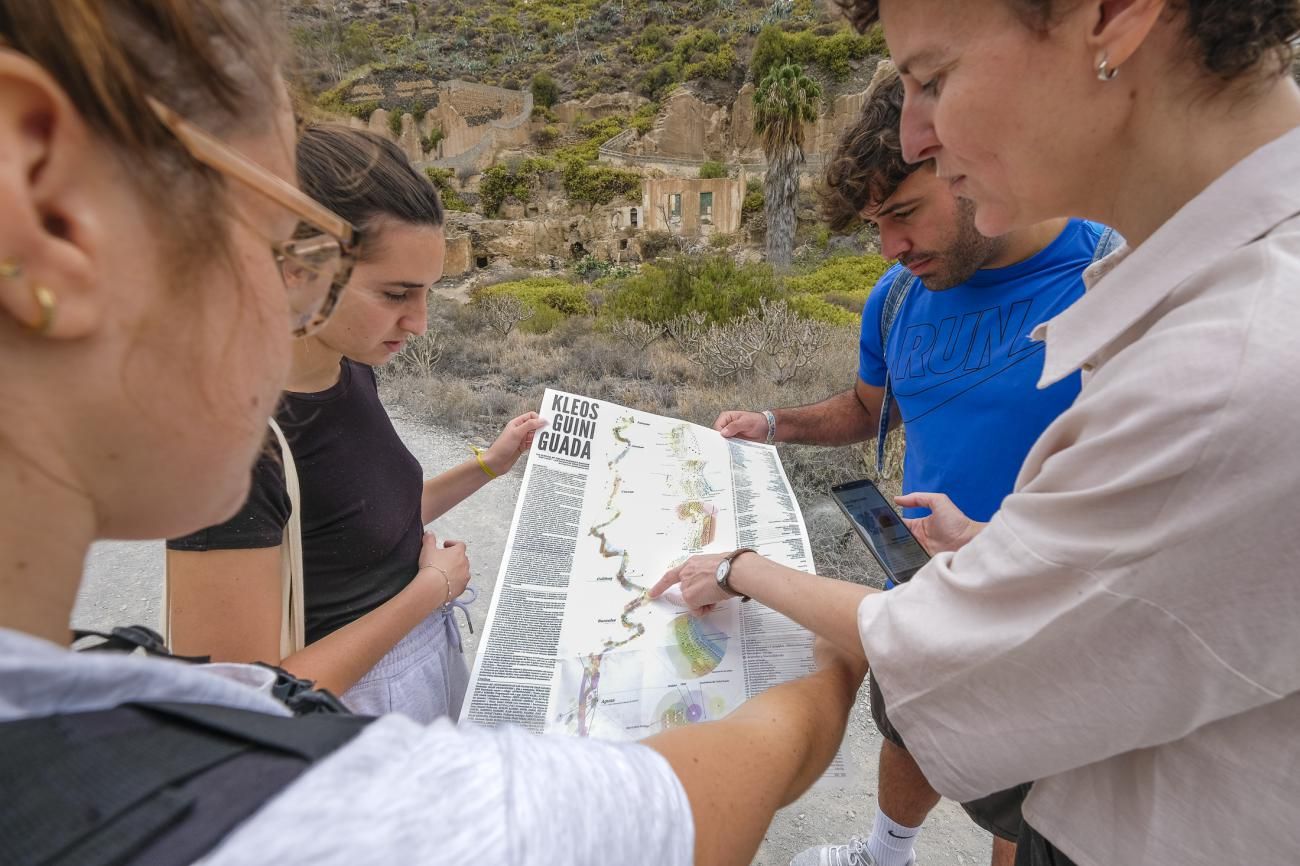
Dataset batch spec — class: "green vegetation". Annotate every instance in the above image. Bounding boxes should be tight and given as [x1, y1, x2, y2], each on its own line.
[562, 161, 641, 207]
[531, 71, 559, 108]
[478, 157, 556, 216]
[750, 24, 887, 84]
[315, 74, 381, 120]
[424, 168, 471, 212]
[699, 160, 728, 179]
[388, 110, 404, 137]
[742, 178, 764, 223]
[591, 253, 891, 328]
[556, 115, 627, 163]
[603, 255, 782, 324]
[629, 102, 659, 135]
[472, 277, 593, 333]
[639, 27, 740, 98]
[785, 254, 891, 303]
[291, 0, 886, 116]
[786, 293, 860, 326]
[420, 127, 444, 154]
[634, 25, 674, 64]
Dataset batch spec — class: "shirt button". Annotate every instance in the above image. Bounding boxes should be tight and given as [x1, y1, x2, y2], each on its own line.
[1082, 362, 1095, 372]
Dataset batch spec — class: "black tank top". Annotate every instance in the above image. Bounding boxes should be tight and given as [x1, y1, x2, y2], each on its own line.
[169, 360, 424, 644]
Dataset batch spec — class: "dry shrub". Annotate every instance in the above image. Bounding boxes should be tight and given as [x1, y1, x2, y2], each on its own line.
[610, 317, 664, 351]
[436, 328, 499, 379]
[480, 388, 536, 424]
[495, 335, 562, 384]
[396, 379, 483, 430]
[380, 296, 905, 584]
[540, 314, 595, 347]
[376, 329, 443, 386]
[805, 501, 890, 588]
[672, 300, 838, 385]
[476, 294, 535, 336]
[438, 297, 486, 335]
[643, 342, 701, 386]
[565, 334, 639, 380]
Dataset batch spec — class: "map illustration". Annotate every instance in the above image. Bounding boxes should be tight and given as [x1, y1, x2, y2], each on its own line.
[463, 390, 846, 785]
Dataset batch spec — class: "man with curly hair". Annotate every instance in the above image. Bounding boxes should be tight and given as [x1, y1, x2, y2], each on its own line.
[715, 62, 1119, 866]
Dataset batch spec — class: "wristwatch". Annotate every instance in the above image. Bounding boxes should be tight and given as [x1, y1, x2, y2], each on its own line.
[715, 548, 757, 601]
[762, 410, 777, 445]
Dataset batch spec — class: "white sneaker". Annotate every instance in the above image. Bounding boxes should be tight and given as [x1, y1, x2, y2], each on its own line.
[789, 836, 878, 866]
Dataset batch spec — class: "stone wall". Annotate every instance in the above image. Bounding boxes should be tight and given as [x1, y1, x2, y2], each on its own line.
[554, 91, 650, 125]
[445, 207, 641, 269]
[343, 76, 531, 170]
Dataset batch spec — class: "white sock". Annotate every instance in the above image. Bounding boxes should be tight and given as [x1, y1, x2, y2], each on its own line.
[865, 808, 922, 866]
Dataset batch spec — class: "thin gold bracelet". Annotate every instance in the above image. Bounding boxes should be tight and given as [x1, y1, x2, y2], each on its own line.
[421, 564, 453, 607]
[470, 444, 497, 479]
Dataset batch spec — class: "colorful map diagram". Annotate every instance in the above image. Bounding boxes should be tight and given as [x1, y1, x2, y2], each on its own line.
[656, 684, 729, 729]
[466, 389, 843, 783]
[666, 613, 729, 678]
[675, 501, 718, 547]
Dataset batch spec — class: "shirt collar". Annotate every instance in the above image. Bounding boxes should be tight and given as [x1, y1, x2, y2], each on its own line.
[1034, 124, 1300, 388]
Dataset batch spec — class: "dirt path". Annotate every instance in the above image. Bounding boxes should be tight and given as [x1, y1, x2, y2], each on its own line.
[76, 405, 990, 866]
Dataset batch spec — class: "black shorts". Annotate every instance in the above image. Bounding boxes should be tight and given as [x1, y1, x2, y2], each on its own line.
[868, 671, 1030, 842]
[1013, 821, 1079, 866]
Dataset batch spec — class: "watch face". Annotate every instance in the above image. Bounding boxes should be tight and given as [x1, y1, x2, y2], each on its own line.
[715, 560, 729, 584]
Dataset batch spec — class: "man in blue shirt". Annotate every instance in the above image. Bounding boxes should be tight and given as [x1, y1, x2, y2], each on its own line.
[715, 64, 1116, 866]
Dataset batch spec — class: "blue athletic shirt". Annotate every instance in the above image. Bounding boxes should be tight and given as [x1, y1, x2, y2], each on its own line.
[859, 219, 1109, 521]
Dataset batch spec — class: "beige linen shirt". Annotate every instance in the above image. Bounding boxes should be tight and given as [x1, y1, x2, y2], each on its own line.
[858, 125, 1300, 866]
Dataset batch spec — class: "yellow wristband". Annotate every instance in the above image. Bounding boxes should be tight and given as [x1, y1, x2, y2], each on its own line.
[471, 445, 497, 479]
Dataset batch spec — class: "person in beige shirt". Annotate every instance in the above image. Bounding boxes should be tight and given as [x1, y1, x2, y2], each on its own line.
[653, 2, 1300, 864]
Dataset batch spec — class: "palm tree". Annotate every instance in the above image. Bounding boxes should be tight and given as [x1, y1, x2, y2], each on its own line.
[754, 63, 821, 268]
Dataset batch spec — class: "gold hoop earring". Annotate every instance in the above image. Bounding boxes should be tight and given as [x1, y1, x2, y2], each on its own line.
[1097, 54, 1120, 82]
[0, 258, 22, 279]
[32, 285, 57, 335]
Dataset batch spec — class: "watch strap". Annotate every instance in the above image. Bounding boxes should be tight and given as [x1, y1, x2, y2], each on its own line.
[718, 547, 757, 601]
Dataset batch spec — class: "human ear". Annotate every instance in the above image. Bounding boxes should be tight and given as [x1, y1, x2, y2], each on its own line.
[1086, 0, 1168, 73]
[0, 51, 110, 340]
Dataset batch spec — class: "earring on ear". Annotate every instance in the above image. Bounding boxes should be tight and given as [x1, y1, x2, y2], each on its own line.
[1097, 53, 1120, 82]
[0, 258, 56, 334]
[31, 285, 57, 335]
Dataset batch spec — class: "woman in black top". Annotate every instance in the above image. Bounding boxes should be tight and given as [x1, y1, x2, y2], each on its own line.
[168, 126, 542, 721]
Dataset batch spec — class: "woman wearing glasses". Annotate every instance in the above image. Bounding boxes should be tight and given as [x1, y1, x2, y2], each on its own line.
[0, 3, 864, 864]
[165, 124, 543, 723]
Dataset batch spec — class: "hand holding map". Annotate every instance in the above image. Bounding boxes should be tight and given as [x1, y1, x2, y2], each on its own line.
[460, 389, 846, 785]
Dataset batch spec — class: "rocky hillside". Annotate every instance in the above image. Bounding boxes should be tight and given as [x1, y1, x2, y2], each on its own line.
[287, 0, 885, 107]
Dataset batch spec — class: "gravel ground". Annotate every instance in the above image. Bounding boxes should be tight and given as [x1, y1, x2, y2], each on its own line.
[76, 405, 990, 866]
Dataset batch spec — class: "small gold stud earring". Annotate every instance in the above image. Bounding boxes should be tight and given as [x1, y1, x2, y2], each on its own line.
[32, 285, 57, 335]
[0, 258, 22, 279]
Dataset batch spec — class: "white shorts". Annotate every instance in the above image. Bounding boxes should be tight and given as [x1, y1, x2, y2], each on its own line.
[341, 607, 469, 723]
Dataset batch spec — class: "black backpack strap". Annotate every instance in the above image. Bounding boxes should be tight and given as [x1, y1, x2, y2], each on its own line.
[74, 625, 351, 717]
[73, 626, 210, 664]
[0, 703, 372, 866]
